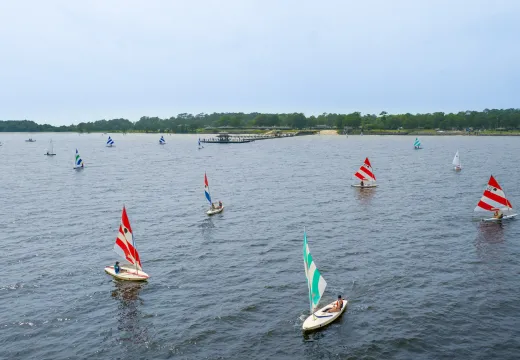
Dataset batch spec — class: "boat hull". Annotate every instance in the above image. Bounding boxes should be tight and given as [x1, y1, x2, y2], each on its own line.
[482, 213, 518, 222]
[302, 299, 347, 331]
[454, 166, 461, 171]
[104, 266, 149, 281]
[207, 206, 224, 215]
[45, 153, 56, 156]
[351, 184, 377, 188]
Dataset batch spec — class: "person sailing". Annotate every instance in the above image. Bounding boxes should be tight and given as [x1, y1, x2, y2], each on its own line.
[360, 180, 364, 187]
[326, 295, 344, 313]
[218, 201, 223, 208]
[114, 261, 121, 274]
[493, 209, 503, 219]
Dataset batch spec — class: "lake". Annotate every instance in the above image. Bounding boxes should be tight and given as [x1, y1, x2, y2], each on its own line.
[2, 133, 520, 359]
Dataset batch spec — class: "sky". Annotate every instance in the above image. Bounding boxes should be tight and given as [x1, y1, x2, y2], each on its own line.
[0, 0, 519, 125]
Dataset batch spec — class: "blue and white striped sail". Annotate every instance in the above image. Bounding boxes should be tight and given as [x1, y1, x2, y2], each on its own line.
[74, 149, 84, 168]
[159, 136, 166, 145]
[303, 230, 327, 313]
[414, 138, 421, 148]
[106, 136, 114, 147]
[198, 138, 201, 146]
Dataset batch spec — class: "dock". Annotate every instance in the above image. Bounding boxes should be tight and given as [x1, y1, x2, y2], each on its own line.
[200, 132, 301, 144]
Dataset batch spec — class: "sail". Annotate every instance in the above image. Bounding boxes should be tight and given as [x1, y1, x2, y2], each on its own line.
[113, 206, 142, 271]
[48, 139, 54, 154]
[159, 136, 165, 144]
[303, 230, 327, 313]
[414, 138, 421, 148]
[354, 157, 376, 182]
[474, 175, 513, 212]
[198, 138, 201, 146]
[452, 150, 461, 167]
[75, 149, 84, 168]
[106, 136, 114, 146]
[204, 173, 211, 205]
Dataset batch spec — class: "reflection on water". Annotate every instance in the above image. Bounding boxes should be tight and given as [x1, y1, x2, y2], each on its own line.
[356, 188, 375, 204]
[474, 222, 505, 262]
[111, 281, 149, 344]
[476, 222, 504, 244]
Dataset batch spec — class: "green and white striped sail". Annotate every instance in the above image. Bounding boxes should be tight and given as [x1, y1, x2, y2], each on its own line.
[414, 138, 421, 148]
[303, 230, 327, 313]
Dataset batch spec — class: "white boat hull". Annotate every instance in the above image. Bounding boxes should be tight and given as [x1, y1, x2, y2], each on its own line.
[45, 153, 56, 156]
[351, 184, 377, 188]
[454, 167, 461, 171]
[207, 206, 224, 215]
[302, 299, 347, 331]
[482, 213, 518, 222]
[104, 265, 149, 281]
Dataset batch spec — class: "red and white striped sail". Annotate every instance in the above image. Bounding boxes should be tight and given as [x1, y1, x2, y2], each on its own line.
[474, 175, 513, 212]
[354, 157, 376, 182]
[113, 206, 142, 270]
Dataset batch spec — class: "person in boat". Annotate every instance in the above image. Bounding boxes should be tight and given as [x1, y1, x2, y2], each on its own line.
[360, 180, 364, 187]
[114, 261, 121, 274]
[326, 295, 343, 313]
[219, 201, 222, 208]
[493, 210, 504, 219]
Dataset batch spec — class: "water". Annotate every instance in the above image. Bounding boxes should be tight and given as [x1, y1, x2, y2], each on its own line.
[2, 133, 520, 359]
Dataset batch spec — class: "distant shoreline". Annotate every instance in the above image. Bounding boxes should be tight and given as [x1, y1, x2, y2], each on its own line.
[2, 129, 520, 136]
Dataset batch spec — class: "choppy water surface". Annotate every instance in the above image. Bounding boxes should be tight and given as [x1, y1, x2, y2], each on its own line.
[2, 133, 520, 359]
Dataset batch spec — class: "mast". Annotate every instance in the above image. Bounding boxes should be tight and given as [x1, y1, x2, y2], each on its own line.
[128, 207, 139, 274]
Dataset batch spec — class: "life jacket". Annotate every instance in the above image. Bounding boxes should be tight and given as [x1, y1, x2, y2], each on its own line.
[336, 300, 343, 309]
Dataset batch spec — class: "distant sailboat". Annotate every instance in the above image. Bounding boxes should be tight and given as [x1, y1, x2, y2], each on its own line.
[106, 136, 115, 147]
[475, 175, 517, 222]
[159, 136, 166, 145]
[414, 138, 422, 149]
[205, 173, 224, 215]
[198, 138, 204, 149]
[351, 157, 377, 188]
[74, 149, 84, 170]
[302, 229, 346, 331]
[104, 206, 150, 281]
[45, 139, 56, 156]
[452, 150, 461, 171]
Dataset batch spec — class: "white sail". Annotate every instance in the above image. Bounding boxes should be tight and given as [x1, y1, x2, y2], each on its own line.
[452, 150, 461, 168]
[48, 139, 54, 154]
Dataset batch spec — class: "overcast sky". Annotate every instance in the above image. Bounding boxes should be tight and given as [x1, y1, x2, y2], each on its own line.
[0, 0, 519, 125]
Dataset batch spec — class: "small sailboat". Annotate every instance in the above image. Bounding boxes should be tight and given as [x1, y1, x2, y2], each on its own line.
[159, 135, 166, 145]
[74, 149, 84, 170]
[198, 138, 204, 149]
[475, 175, 517, 222]
[25, 137, 36, 142]
[45, 139, 56, 156]
[351, 157, 377, 188]
[452, 150, 461, 171]
[106, 136, 115, 147]
[104, 206, 150, 281]
[205, 173, 224, 215]
[414, 137, 422, 149]
[302, 230, 346, 331]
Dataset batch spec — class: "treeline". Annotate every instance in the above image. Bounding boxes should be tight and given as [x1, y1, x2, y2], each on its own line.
[1, 109, 520, 132]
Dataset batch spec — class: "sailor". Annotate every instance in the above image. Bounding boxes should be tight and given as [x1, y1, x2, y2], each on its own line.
[360, 180, 364, 187]
[219, 201, 222, 208]
[327, 295, 343, 313]
[114, 261, 120, 274]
